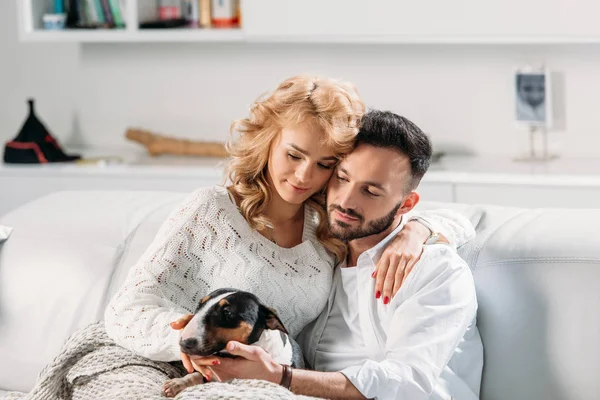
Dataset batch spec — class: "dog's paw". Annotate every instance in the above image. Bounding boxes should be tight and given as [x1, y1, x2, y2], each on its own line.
[163, 378, 187, 398]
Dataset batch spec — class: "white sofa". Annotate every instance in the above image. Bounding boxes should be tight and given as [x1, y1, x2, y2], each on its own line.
[1, 190, 599, 399]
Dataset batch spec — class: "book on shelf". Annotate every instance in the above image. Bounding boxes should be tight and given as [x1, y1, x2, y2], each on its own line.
[92, 0, 105, 24]
[63, 0, 125, 29]
[99, 0, 114, 26]
[108, 0, 125, 27]
[139, 0, 240, 30]
[58, 0, 241, 31]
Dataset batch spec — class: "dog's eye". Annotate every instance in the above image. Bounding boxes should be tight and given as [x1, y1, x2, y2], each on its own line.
[221, 307, 234, 321]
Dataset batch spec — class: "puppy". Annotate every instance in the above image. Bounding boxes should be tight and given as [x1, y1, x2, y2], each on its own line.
[163, 288, 304, 397]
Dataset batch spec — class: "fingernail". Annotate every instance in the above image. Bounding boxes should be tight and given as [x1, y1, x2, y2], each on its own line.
[375, 291, 381, 299]
[384, 296, 390, 305]
[371, 271, 376, 278]
[228, 343, 236, 351]
[212, 360, 220, 365]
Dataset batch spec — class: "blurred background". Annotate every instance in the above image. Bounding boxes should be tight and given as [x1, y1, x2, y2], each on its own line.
[3, 0, 600, 215]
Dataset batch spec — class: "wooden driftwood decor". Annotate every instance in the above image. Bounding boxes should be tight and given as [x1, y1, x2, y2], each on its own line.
[125, 128, 229, 158]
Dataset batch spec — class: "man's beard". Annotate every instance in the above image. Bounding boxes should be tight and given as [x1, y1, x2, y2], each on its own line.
[328, 202, 403, 242]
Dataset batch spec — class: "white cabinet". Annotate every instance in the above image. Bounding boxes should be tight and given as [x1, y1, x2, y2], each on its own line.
[0, 160, 226, 217]
[3, 155, 600, 217]
[0, 174, 222, 217]
[416, 182, 454, 203]
[454, 183, 600, 209]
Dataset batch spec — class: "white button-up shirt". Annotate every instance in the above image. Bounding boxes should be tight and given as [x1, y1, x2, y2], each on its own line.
[299, 220, 483, 400]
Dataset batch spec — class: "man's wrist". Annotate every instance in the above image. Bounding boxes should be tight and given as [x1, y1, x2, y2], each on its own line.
[279, 365, 293, 390]
[270, 362, 284, 385]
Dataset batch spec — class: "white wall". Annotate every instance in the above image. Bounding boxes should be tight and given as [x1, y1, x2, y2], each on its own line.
[2, 0, 600, 158]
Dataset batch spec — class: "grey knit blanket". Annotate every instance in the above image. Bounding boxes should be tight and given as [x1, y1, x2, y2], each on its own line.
[2, 322, 321, 400]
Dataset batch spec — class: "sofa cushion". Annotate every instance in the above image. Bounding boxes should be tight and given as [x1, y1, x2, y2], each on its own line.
[0, 190, 186, 393]
[0, 225, 12, 242]
[418, 202, 600, 400]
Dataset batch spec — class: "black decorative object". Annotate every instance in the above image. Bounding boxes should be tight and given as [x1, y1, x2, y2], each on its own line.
[3, 99, 80, 164]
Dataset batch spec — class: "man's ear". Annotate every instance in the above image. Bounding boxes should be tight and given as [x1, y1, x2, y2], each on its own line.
[398, 191, 420, 216]
[259, 305, 289, 334]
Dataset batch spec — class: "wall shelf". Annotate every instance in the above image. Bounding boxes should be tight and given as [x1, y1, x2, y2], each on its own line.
[18, 31, 600, 45]
[18, 0, 600, 44]
[244, 35, 600, 45]
[18, 0, 244, 43]
[20, 28, 244, 43]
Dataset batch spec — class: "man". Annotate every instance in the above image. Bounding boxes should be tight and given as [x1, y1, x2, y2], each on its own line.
[200, 110, 483, 399]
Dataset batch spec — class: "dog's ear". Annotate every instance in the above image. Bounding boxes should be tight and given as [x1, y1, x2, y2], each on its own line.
[260, 305, 289, 334]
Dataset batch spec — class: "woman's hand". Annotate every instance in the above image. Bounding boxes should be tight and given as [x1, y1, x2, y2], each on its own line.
[187, 355, 223, 382]
[170, 315, 215, 380]
[373, 220, 446, 303]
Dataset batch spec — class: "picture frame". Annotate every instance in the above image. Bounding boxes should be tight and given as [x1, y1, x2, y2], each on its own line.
[515, 67, 552, 128]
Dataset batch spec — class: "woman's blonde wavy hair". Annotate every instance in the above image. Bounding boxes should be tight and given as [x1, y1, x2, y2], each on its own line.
[226, 75, 365, 260]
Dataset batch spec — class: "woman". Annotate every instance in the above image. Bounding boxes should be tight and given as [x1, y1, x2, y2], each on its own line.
[104, 75, 473, 374]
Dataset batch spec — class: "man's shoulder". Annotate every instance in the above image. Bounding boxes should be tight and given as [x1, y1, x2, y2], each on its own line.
[405, 244, 474, 292]
[422, 242, 469, 266]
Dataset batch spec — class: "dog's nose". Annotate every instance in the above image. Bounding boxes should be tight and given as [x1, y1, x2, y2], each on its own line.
[180, 338, 199, 351]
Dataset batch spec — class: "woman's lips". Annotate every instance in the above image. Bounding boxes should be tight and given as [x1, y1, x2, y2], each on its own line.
[288, 181, 309, 193]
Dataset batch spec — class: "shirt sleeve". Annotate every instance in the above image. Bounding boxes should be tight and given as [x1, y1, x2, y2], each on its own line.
[340, 247, 477, 400]
[409, 209, 476, 248]
[104, 188, 213, 361]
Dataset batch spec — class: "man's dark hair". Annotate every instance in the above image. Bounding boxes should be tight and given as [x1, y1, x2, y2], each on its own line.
[356, 110, 432, 191]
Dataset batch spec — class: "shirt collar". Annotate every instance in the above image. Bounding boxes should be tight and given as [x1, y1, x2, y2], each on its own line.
[356, 216, 408, 267]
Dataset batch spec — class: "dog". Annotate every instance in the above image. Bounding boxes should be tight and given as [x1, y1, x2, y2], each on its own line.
[163, 288, 304, 397]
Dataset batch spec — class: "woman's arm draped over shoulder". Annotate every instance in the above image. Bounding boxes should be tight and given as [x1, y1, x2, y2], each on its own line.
[104, 189, 215, 361]
[409, 209, 476, 248]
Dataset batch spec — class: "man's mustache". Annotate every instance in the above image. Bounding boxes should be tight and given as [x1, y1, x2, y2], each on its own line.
[328, 204, 364, 222]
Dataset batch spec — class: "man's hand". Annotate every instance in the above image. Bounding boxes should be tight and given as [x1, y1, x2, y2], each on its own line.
[205, 341, 284, 383]
[191, 342, 365, 399]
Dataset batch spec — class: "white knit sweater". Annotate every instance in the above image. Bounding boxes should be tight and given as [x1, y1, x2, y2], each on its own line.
[105, 186, 475, 362]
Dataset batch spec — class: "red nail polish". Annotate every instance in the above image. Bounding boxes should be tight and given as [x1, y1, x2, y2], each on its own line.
[213, 360, 220, 365]
[371, 271, 376, 278]
[384, 296, 390, 305]
[375, 291, 381, 299]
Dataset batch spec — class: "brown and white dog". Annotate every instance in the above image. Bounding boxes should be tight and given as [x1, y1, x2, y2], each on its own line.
[163, 288, 304, 397]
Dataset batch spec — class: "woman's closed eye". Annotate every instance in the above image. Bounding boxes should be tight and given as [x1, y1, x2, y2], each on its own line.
[317, 163, 335, 170]
[289, 153, 335, 170]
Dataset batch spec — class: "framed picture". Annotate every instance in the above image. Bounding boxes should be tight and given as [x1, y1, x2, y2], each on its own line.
[515, 67, 552, 128]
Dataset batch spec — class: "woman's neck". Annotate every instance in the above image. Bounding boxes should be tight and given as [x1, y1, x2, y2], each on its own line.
[263, 189, 304, 226]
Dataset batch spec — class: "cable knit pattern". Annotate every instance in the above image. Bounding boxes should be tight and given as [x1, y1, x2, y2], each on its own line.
[105, 186, 335, 362]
